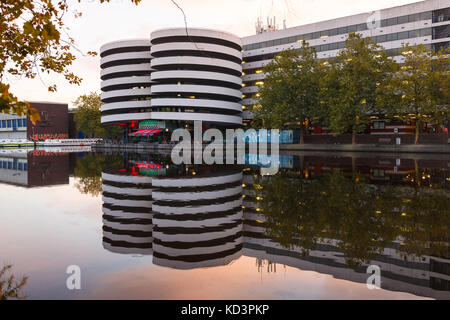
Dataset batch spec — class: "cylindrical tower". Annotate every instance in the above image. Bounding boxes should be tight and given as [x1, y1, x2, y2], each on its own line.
[150, 28, 243, 128]
[102, 170, 153, 255]
[100, 39, 152, 126]
[151, 167, 244, 269]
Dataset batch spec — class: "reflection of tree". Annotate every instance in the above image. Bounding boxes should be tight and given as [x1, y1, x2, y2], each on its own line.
[74, 154, 123, 196]
[0, 265, 27, 300]
[252, 171, 323, 256]
[318, 172, 397, 268]
[381, 184, 450, 260]
[253, 170, 449, 268]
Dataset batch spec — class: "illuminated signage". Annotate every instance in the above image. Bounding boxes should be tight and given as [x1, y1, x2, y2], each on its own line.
[139, 120, 166, 129]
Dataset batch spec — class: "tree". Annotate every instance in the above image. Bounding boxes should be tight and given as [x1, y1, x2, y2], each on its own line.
[381, 44, 450, 144]
[74, 153, 124, 196]
[253, 41, 323, 144]
[252, 170, 397, 268]
[0, 0, 141, 120]
[251, 171, 324, 254]
[73, 92, 122, 138]
[322, 33, 396, 144]
[252, 167, 449, 269]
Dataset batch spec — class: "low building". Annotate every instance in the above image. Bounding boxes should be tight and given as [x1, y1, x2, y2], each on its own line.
[0, 102, 69, 141]
[0, 113, 27, 139]
[0, 149, 70, 187]
[68, 108, 85, 139]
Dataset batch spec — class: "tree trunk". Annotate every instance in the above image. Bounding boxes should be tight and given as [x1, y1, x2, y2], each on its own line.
[300, 155, 305, 172]
[352, 129, 356, 145]
[352, 156, 357, 179]
[414, 159, 419, 186]
[415, 120, 420, 144]
[299, 123, 305, 145]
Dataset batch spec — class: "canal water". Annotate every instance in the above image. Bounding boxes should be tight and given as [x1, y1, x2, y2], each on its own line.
[0, 149, 448, 299]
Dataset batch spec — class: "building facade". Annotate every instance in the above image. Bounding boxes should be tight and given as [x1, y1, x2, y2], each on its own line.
[241, 0, 450, 124]
[100, 0, 449, 138]
[0, 149, 71, 187]
[0, 102, 69, 141]
[0, 113, 28, 139]
[100, 28, 243, 138]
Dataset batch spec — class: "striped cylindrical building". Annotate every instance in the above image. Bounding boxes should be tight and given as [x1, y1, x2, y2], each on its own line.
[100, 39, 152, 126]
[100, 29, 243, 132]
[150, 28, 243, 127]
[151, 168, 244, 269]
[102, 170, 154, 255]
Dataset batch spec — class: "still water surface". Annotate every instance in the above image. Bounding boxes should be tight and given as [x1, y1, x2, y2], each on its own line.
[0, 149, 449, 299]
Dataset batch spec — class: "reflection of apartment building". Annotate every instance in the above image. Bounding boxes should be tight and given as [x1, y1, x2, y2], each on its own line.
[0, 149, 70, 187]
[0, 102, 69, 141]
[151, 169, 243, 269]
[0, 150, 28, 186]
[241, 171, 450, 300]
[100, 159, 449, 299]
[101, 170, 153, 255]
[101, 164, 245, 267]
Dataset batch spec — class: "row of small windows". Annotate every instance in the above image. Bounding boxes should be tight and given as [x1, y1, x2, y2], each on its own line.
[0, 119, 27, 129]
[101, 108, 152, 116]
[242, 45, 434, 89]
[152, 107, 241, 116]
[315, 28, 431, 52]
[243, 29, 434, 63]
[102, 107, 240, 116]
[0, 160, 27, 171]
[433, 8, 450, 23]
[243, 11, 433, 51]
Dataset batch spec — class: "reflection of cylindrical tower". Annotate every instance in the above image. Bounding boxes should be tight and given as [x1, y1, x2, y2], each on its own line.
[100, 40, 152, 125]
[150, 28, 243, 127]
[151, 169, 244, 269]
[102, 171, 153, 255]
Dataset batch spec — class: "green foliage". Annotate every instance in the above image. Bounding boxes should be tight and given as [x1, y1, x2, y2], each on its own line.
[253, 41, 323, 132]
[380, 44, 450, 143]
[255, 33, 447, 144]
[0, 83, 41, 123]
[0, 0, 142, 118]
[252, 169, 449, 268]
[74, 153, 124, 196]
[0, 264, 28, 300]
[321, 33, 397, 142]
[73, 92, 122, 138]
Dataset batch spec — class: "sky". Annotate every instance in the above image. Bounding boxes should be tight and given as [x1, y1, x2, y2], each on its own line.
[7, 0, 424, 108]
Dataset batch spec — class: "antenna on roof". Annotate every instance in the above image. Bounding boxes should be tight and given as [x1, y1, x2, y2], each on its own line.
[255, 16, 280, 34]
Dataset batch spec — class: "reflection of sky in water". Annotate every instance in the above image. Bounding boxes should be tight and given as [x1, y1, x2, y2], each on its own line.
[0, 152, 448, 300]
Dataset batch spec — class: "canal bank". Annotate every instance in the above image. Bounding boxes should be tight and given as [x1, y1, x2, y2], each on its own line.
[280, 143, 450, 154]
[92, 142, 450, 154]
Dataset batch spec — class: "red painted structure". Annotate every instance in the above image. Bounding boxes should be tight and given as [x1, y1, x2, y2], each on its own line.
[27, 151, 70, 187]
[27, 102, 69, 141]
